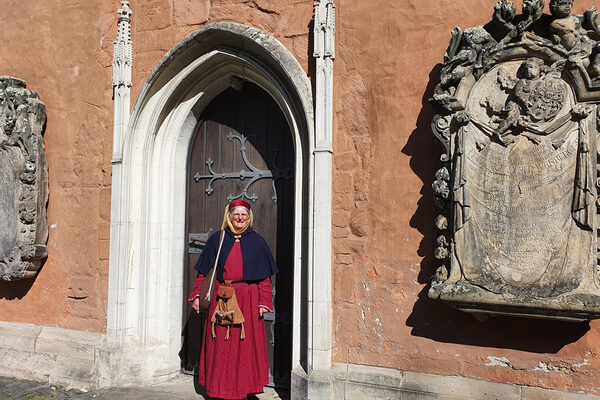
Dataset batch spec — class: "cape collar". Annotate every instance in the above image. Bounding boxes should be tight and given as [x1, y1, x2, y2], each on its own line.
[224, 226, 254, 239]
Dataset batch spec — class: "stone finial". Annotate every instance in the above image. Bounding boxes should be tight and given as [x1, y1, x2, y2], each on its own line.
[117, 1, 132, 22]
[113, 1, 133, 89]
[313, 0, 335, 60]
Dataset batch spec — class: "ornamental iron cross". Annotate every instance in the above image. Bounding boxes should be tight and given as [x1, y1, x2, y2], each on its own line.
[193, 131, 293, 203]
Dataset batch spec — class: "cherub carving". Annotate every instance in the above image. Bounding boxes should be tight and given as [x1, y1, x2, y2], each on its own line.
[549, 0, 593, 49]
[0, 89, 35, 161]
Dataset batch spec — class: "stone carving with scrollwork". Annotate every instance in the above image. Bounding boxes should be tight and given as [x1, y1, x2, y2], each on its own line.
[429, 0, 600, 320]
[0, 77, 48, 281]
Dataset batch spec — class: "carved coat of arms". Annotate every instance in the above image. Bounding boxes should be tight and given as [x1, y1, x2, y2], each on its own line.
[429, 0, 600, 320]
[0, 77, 48, 280]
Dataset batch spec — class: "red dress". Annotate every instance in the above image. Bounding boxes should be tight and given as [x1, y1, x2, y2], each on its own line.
[189, 240, 273, 399]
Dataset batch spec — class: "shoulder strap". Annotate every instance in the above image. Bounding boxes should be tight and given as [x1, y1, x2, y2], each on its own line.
[205, 230, 225, 294]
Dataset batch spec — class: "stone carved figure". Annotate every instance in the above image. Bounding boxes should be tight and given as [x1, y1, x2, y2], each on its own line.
[550, 0, 584, 48]
[495, 0, 544, 43]
[429, 1, 600, 320]
[480, 58, 567, 144]
[0, 77, 48, 280]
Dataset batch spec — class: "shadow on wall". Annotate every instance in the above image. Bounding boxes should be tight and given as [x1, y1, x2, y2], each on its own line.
[401, 64, 589, 354]
[0, 266, 42, 300]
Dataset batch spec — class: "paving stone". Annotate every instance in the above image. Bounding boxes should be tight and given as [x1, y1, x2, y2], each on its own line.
[0, 375, 289, 400]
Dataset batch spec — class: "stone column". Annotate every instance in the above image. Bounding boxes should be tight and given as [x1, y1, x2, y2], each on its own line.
[108, 0, 132, 346]
[308, 0, 335, 397]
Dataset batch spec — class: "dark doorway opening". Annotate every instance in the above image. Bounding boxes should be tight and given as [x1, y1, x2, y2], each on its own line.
[180, 81, 295, 388]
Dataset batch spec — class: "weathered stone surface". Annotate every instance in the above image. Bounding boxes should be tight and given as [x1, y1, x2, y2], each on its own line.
[0, 76, 48, 281]
[0, 157, 17, 261]
[0, 321, 40, 352]
[521, 386, 600, 400]
[36, 338, 96, 361]
[429, 1, 600, 321]
[329, 363, 600, 400]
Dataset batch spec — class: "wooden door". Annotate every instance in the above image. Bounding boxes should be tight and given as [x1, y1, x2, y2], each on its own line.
[180, 82, 294, 388]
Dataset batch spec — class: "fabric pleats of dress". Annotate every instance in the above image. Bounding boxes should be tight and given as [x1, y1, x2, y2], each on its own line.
[195, 240, 272, 400]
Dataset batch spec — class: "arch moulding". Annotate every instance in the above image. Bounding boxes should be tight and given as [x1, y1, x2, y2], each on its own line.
[107, 22, 333, 389]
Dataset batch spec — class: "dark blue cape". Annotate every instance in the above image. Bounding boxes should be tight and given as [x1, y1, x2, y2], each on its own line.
[194, 227, 278, 281]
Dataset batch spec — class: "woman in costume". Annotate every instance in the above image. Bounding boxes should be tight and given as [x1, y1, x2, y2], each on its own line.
[188, 199, 278, 399]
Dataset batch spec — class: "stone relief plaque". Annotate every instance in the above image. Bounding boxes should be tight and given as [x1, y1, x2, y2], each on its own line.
[0, 76, 48, 280]
[429, 0, 600, 320]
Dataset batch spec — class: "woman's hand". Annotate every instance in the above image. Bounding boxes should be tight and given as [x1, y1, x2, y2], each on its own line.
[259, 306, 269, 318]
[192, 297, 200, 313]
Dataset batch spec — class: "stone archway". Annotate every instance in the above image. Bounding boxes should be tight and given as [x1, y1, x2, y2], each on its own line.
[107, 22, 326, 386]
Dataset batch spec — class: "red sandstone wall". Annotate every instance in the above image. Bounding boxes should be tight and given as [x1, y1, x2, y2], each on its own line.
[0, 0, 311, 333]
[129, 0, 312, 102]
[0, 0, 117, 332]
[332, 0, 600, 395]
[1, 0, 600, 395]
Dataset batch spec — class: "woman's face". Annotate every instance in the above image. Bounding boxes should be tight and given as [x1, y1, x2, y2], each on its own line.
[229, 206, 249, 230]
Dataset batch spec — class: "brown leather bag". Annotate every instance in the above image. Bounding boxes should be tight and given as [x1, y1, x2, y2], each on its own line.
[210, 280, 245, 340]
[197, 230, 225, 312]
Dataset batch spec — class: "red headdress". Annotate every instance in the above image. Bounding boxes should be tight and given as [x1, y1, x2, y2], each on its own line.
[222, 199, 254, 234]
[229, 199, 251, 210]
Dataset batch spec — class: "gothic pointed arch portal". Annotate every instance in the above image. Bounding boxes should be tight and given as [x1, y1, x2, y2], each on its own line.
[107, 23, 324, 385]
[182, 81, 295, 387]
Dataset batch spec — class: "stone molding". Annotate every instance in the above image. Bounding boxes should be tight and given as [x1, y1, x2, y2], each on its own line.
[290, 362, 600, 400]
[0, 76, 48, 281]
